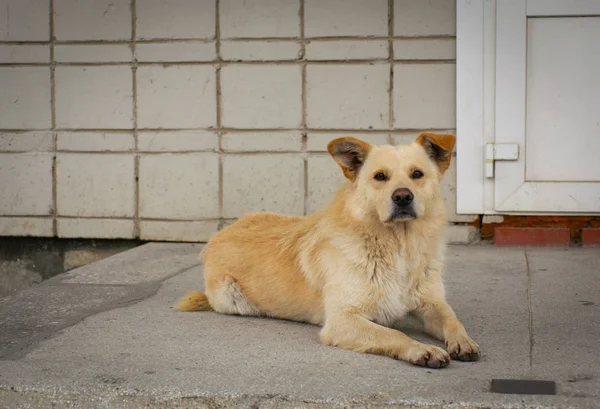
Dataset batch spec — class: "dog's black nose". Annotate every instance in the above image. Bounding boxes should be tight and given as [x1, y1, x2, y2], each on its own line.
[392, 188, 414, 206]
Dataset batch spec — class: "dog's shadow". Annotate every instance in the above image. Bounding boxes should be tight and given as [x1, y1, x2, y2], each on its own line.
[392, 314, 444, 346]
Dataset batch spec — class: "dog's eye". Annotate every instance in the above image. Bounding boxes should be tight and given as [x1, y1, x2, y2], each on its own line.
[411, 170, 424, 179]
[373, 172, 388, 182]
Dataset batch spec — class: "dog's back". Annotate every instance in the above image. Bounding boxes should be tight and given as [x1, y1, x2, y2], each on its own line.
[200, 212, 325, 324]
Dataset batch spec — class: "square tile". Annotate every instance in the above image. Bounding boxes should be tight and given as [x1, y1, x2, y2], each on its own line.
[223, 154, 304, 217]
[393, 64, 455, 128]
[393, 39, 456, 60]
[220, 41, 301, 61]
[306, 64, 389, 129]
[137, 131, 217, 152]
[0, 67, 51, 130]
[222, 132, 303, 152]
[57, 132, 134, 152]
[0, 131, 53, 152]
[305, 0, 387, 37]
[54, 45, 133, 63]
[220, 0, 300, 38]
[136, 0, 215, 40]
[57, 154, 135, 217]
[394, 0, 455, 36]
[134, 42, 216, 62]
[0, 45, 50, 63]
[0, 217, 53, 237]
[54, 0, 131, 40]
[55, 66, 134, 129]
[0, 0, 50, 41]
[57, 218, 134, 239]
[221, 65, 302, 128]
[136, 65, 216, 129]
[140, 220, 219, 242]
[0, 153, 53, 215]
[305, 40, 388, 60]
[307, 155, 346, 214]
[139, 153, 219, 219]
[307, 133, 389, 151]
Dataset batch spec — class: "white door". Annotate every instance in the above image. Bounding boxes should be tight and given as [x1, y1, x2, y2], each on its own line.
[494, 0, 600, 212]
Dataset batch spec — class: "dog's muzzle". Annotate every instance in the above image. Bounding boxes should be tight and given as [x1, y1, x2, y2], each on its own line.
[389, 188, 417, 221]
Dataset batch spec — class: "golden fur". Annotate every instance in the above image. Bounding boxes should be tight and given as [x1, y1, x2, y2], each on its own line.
[177, 133, 480, 368]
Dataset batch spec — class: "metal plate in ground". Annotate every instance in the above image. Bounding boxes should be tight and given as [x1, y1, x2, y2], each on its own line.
[491, 379, 556, 395]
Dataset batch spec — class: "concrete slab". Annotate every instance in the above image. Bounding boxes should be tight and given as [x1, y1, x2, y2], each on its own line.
[526, 248, 600, 400]
[0, 244, 598, 408]
[0, 282, 139, 359]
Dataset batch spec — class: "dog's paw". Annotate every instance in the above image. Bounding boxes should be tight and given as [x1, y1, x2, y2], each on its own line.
[405, 343, 450, 369]
[446, 335, 480, 361]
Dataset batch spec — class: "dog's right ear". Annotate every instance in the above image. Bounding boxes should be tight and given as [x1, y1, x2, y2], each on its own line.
[327, 137, 372, 181]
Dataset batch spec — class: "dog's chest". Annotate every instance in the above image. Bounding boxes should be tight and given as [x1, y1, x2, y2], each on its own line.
[331, 233, 431, 326]
[370, 257, 426, 326]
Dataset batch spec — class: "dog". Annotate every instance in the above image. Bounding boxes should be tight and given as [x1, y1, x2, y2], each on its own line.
[176, 132, 480, 368]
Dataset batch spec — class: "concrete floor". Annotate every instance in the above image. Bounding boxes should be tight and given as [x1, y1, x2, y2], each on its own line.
[0, 243, 598, 408]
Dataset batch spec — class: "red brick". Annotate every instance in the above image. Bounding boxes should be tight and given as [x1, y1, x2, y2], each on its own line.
[582, 228, 600, 248]
[494, 227, 570, 247]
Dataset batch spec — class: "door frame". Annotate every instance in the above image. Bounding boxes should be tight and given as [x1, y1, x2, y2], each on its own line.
[456, 0, 600, 215]
[456, 0, 491, 214]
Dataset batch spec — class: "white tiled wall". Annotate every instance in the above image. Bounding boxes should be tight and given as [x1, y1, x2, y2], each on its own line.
[136, 65, 216, 128]
[0, 0, 474, 242]
[306, 64, 390, 129]
[220, 65, 302, 128]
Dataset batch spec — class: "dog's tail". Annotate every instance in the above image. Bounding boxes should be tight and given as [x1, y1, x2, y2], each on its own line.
[175, 291, 214, 312]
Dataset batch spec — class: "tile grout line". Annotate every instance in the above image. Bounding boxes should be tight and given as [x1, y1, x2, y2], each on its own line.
[0, 59, 457, 67]
[524, 250, 534, 368]
[303, 136, 308, 216]
[300, 0, 308, 216]
[215, 0, 225, 229]
[5, 149, 433, 156]
[0, 127, 454, 133]
[0, 215, 232, 223]
[299, 0, 306, 53]
[0, 213, 476, 223]
[131, 0, 141, 239]
[49, 0, 58, 236]
[388, 0, 395, 142]
[53, 216, 225, 222]
[0, 35, 456, 45]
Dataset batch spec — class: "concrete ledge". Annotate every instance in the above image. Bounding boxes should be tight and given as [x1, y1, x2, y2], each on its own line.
[445, 225, 480, 244]
[0, 243, 203, 359]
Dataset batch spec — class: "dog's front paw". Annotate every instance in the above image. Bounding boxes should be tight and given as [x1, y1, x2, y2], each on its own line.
[405, 343, 450, 369]
[446, 335, 480, 361]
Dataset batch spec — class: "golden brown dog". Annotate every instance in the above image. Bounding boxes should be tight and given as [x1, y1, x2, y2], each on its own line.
[177, 132, 480, 368]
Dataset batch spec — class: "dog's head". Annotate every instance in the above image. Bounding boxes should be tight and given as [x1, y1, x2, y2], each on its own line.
[327, 132, 455, 224]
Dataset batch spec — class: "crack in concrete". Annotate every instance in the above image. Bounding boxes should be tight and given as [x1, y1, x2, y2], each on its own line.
[524, 250, 534, 368]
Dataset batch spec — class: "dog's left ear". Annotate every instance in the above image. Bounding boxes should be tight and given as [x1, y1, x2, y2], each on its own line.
[415, 132, 456, 174]
[327, 137, 372, 181]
